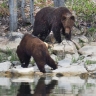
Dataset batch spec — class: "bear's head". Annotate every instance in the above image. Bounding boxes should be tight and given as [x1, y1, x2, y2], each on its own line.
[61, 13, 75, 40]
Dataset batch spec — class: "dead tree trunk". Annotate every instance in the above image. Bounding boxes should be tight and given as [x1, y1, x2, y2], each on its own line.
[9, 0, 18, 31]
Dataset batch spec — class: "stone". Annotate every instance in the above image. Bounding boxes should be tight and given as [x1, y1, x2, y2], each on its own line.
[89, 42, 96, 46]
[15, 38, 21, 43]
[72, 39, 81, 50]
[58, 58, 72, 68]
[72, 52, 79, 61]
[7, 32, 24, 39]
[72, 26, 82, 35]
[51, 54, 58, 61]
[0, 41, 20, 50]
[0, 61, 11, 71]
[79, 45, 96, 55]
[79, 35, 88, 43]
[52, 40, 77, 56]
[84, 56, 96, 63]
[53, 64, 87, 75]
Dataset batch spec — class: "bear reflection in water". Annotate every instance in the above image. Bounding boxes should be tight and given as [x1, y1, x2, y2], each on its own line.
[17, 77, 57, 96]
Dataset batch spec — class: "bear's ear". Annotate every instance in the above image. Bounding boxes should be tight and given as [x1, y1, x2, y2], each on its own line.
[70, 16, 75, 21]
[61, 16, 66, 21]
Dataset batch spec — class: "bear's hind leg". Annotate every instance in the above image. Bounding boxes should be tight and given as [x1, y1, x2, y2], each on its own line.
[34, 59, 46, 73]
[46, 54, 57, 70]
[37, 64, 46, 73]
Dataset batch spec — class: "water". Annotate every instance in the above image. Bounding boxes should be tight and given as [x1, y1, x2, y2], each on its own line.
[0, 76, 96, 96]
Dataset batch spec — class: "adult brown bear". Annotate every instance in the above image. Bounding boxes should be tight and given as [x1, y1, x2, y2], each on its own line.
[32, 7, 75, 43]
[16, 34, 57, 73]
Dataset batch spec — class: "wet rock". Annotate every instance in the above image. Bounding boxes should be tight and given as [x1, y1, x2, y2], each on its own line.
[80, 73, 89, 79]
[11, 67, 34, 76]
[56, 73, 64, 77]
[53, 64, 87, 76]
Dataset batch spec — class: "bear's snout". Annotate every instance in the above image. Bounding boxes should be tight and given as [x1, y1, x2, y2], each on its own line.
[65, 27, 70, 34]
[64, 27, 71, 40]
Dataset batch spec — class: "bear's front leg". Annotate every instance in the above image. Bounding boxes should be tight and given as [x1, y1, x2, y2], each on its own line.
[51, 26, 62, 43]
[21, 55, 31, 68]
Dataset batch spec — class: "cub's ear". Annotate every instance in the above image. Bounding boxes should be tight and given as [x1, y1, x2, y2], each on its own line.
[61, 16, 66, 21]
[70, 16, 75, 21]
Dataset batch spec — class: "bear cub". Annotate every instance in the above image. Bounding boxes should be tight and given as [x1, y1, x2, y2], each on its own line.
[16, 34, 57, 73]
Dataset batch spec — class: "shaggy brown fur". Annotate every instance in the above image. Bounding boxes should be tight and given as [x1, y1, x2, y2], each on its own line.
[16, 34, 57, 73]
[32, 7, 75, 43]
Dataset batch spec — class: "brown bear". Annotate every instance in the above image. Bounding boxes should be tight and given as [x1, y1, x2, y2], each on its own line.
[16, 34, 57, 73]
[32, 7, 75, 43]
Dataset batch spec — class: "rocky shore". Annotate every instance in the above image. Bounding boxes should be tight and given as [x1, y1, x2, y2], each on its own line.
[0, 29, 96, 78]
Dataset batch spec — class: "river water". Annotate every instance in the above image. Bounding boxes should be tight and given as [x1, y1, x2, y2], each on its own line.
[0, 76, 96, 96]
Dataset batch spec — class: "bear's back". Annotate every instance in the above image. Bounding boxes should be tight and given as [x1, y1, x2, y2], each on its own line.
[35, 7, 55, 21]
[20, 34, 47, 54]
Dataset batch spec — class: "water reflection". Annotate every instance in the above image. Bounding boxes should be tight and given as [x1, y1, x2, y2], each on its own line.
[0, 76, 96, 96]
[33, 77, 57, 95]
[17, 82, 32, 96]
[17, 77, 57, 96]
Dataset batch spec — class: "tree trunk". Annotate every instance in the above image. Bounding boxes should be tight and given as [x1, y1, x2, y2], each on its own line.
[30, 0, 34, 26]
[21, 0, 26, 22]
[9, 0, 18, 32]
[54, 0, 65, 7]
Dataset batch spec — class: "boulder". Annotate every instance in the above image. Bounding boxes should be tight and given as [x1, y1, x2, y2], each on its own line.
[79, 35, 88, 43]
[53, 64, 87, 76]
[52, 40, 77, 56]
[79, 45, 96, 55]
[0, 61, 11, 71]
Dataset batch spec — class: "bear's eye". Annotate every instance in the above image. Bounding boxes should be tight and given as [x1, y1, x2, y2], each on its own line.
[62, 16, 66, 21]
[70, 16, 75, 21]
